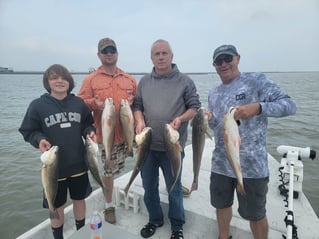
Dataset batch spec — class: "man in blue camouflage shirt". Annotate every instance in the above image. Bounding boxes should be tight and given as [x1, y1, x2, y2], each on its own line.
[207, 45, 297, 239]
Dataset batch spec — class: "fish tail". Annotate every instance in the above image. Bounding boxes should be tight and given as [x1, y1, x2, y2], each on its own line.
[190, 181, 198, 192]
[49, 209, 59, 220]
[182, 185, 191, 197]
[126, 148, 134, 157]
[236, 183, 246, 196]
[124, 186, 129, 196]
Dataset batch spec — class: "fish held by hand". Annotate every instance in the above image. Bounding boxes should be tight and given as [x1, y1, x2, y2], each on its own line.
[223, 107, 245, 195]
[120, 99, 134, 157]
[41, 145, 60, 219]
[85, 136, 105, 193]
[124, 127, 152, 195]
[164, 124, 182, 193]
[101, 98, 116, 166]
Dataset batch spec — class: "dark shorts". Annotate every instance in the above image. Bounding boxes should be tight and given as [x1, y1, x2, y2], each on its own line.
[210, 172, 269, 221]
[43, 172, 92, 209]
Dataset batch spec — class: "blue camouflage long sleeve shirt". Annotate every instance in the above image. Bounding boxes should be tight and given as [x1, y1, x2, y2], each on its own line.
[208, 72, 297, 178]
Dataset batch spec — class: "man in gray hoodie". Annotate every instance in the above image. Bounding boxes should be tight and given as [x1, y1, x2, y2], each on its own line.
[133, 39, 201, 239]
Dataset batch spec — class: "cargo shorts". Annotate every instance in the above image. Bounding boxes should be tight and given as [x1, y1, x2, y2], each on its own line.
[210, 172, 269, 221]
[100, 142, 128, 177]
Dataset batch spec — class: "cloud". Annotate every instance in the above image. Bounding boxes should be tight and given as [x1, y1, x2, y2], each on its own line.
[0, 0, 318, 72]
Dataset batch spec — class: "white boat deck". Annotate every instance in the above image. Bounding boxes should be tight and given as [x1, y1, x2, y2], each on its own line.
[17, 139, 319, 239]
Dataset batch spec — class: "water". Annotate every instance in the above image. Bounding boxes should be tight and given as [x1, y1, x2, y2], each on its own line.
[0, 72, 318, 238]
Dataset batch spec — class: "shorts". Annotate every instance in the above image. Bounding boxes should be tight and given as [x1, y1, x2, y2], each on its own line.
[100, 142, 127, 177]
[43, 172, 92, 209]
[210, 172, 269, 221]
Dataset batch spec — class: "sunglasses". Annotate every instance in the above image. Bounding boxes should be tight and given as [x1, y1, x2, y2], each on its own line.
[100, 47, 117, 55]
[214, 55, 234, 66]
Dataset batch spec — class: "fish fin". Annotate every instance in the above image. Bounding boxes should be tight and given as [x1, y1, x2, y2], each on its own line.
[106, 118, 113, 127]
[205, 131, 213, 140]
[176, 142, 183, 152]
[124, 186, 129, 196]
[182, 185, 191, 197]
[190, 181, 198, 192]
[224, 133, 229, 144]
[126, 148, 134, 157]
[49, 210, 59, 220]
[236, 184, 246, 196]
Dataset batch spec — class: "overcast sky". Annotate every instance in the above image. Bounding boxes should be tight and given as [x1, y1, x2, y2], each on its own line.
[1, 0, 318, 73]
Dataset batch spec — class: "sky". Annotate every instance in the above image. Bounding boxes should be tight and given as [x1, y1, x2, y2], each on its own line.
[0, 0, 318, 73]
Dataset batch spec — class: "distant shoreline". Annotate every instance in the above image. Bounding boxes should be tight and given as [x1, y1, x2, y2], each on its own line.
[0, 71, 318, 75]
[0, 71, 213, 75]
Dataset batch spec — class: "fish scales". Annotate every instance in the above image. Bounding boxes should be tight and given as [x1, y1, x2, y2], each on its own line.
[164, 124, 182, 193]
[85, 136, 105, 193]
[101, 98, 116, 162]
[124, 127, 152, 195]
[119, 99, 134, 156]
[190, 108, 212, 193]
[41, 146, 59, 218]
[223, 106, 245, 195]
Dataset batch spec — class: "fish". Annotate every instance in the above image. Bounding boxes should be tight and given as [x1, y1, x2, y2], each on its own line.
[119, 99, 134, 157]
[124, 127, 152, 195]
[101, 98, 116, 165]
[41, 145, 59, 219]
[223, 106, 245, 195]
[189, 108, 212, 193]
[85, 136, 105, 193]
[164, 123, 182, 193]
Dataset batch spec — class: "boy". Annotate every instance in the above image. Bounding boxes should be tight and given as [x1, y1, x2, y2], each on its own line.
[19, 64, 96, 239]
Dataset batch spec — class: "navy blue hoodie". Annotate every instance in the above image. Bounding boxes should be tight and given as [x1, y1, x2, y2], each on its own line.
[19, 93, 95, 178]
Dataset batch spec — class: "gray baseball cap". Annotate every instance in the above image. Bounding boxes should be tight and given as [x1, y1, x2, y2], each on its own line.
[213, 45, 238, 62]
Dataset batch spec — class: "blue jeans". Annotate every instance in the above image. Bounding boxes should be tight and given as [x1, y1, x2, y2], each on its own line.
[141, 150, 185, 231]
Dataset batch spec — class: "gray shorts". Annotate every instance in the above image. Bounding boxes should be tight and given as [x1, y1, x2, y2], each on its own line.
[100, 142, 127, 177]
[210, 172, 269, 221]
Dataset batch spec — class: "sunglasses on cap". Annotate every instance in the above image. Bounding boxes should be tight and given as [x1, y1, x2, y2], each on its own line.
[101, 47, 117, 55]
[214, 55, 234, 66]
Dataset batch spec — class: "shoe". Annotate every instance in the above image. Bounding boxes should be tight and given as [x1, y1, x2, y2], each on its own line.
[218, 236, 232, 239]
[140, 222, 164, 238]
[171, 229, 184, 239]
[103, 207, 116, 224]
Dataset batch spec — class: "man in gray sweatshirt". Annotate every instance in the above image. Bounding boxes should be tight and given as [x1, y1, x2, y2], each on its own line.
[133, 39, 201, 239]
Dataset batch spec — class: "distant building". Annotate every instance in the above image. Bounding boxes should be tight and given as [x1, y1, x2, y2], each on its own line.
[0, 67, 13, 72]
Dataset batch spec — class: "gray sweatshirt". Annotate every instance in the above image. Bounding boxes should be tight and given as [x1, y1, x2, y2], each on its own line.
[134, 64, 201, 151]
[208, 72, 297, 178]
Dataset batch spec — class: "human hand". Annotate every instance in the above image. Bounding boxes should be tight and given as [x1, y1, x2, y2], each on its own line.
[127, 91, 134, 106]
[171, 117, 181, 130]
[94, 95, 105, 110]
[234, 103, 261, 120]
[135, 120, 146, 134]
[39, 139, 51, 153]
[87, 131, 97, 143]
[203, 109, 212, 121]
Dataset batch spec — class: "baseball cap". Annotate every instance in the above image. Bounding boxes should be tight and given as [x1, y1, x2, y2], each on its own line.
[213, 45, 238, 62]
[98, 38, 117, 52]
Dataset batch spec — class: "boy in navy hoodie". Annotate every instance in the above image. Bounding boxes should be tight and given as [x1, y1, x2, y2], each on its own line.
[19, 64, 96, 239]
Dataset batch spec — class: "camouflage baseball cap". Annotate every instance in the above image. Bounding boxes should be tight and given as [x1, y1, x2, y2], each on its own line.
[98, 38, 117, 52]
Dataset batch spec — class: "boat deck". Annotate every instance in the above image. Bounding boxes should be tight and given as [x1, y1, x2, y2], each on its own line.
[17, 139, 319, 239]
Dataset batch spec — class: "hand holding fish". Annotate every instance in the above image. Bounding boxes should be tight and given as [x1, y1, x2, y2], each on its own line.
[94, 95, 105, 110]
[39, 139, 51, 152]
[170, 117, 182, 129]
[87, 131, 97, 143]
[203, 108, 213, 121]
[134, 111, 146, 134]
[233, 103, 261, 120]
[126, 90, 134, 106]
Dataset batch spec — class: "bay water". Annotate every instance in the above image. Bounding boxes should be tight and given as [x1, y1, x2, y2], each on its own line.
[0, 72, 318, 238]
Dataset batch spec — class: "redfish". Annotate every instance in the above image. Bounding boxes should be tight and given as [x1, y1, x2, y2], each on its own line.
[223, 107, 245, 195]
